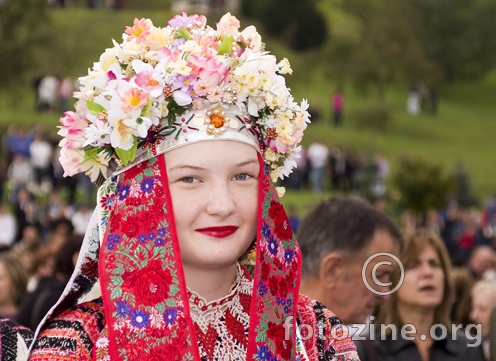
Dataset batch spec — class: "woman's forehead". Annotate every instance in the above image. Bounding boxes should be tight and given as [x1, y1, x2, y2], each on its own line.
[165, 140, 259, 166]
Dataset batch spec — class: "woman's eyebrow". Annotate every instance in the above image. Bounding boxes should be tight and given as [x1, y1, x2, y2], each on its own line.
[236, 159, 259, 167]
[168, 159, 258, 172]
[167, 164, 206, 172]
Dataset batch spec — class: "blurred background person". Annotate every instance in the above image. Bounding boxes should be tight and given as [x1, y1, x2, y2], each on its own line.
[29, 131, 53, 194]
[468, 245, 496, 281]
[469, 279, 496, 361]
[307, 140, 329, 193]
[0, 253, 29, 323]
[18, 235, 82, 331]
[0, 203, 17, 251]
[357, 228, 484, 361]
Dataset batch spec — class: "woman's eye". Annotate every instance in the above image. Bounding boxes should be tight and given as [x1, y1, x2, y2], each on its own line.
[233, 173, 251, 181]
[180, 177, 197, 183]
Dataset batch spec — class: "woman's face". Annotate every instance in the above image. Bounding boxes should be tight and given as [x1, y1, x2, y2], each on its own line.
[470, 288, 495, 337]
[397, 244, 445, 310]
[0, 262, 13, 306]
[166, 141, 259, 273]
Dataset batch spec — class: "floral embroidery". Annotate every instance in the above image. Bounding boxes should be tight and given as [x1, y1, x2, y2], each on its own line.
[99, 156, 197, 361]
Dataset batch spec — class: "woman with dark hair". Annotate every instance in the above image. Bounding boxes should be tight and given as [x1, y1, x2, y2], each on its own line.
[27, 12, 358, 361]
[357, 228, 484, 361]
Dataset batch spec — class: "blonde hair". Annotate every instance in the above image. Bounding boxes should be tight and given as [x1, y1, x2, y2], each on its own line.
[0, 253, 28, 306]
[471, 279, 496, 305]
[376, 228, 453, 333]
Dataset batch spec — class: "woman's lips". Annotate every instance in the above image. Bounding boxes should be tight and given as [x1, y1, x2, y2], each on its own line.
[196, 226, 238, 238]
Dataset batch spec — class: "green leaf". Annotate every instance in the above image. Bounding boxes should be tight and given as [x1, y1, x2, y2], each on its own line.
[82, 147, 100, 163]
[114, 137, 137, 166]
[110, 287, 122, 299]
[141, 100, 153, 117]
[110, 275, 124, 287]
[155, 302, 166, 313]
[165, 298, 177, 307]
[218, 36, 234, 55]
[144, 168, 154, 177]
[174, 28, 191, 40]
[86, 100, 106, 115]
[169, 284, 180, 296]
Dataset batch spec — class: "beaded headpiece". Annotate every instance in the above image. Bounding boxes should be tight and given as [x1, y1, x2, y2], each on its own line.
[58, 12, 310, 191]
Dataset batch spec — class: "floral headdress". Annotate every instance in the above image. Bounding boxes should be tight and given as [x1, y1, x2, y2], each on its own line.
[58, 12, 310, 191]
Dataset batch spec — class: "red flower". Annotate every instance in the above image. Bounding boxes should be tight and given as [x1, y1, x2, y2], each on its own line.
[268, 201, 285, 220]
[147, 343, 181, 361]
[274, 216, 292, 241]
[140, 213, 159, 234]
[123, 260, 172, 306]
[123, 220, 140, 239]
[125, 341, 145, 361]
[268, 276, 279, 296]
[278, 276, 289, 295]
[161, 344, 181, 361]
[100, 194, 115, 210]
[260, 262, 270, 282]
[267, 322, 293, 360]
[268, 201, 293, 240]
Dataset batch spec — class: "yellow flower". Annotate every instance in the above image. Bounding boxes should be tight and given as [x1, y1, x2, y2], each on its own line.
[174, 59, 192, 76]
[276, 119, 293, 136]
[264, 148, 280, 162]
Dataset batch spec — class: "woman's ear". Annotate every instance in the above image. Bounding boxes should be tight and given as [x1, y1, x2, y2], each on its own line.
[318, 252, 344, 290]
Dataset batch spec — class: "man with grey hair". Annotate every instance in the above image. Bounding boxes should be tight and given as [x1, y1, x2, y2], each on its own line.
[297, 196, 403, 327]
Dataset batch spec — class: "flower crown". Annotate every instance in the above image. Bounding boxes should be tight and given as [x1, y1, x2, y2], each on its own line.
[58, 12, 310, 188]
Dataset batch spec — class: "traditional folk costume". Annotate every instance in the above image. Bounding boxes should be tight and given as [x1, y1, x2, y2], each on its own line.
[28, 12, 359, 361]
[0, 318, 33, 361]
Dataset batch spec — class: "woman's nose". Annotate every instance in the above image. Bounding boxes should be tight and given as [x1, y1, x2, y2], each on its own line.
[205, 182, 237, 217]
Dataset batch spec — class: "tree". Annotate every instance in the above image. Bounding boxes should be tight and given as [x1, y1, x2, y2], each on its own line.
[242, 0, 328, 51]
[392, 157, 456, 224]
[337, 0, 439, 101]
[399, 0, 496, 83]
[453, 162, 480, 209]
[0, 0, 50, 102]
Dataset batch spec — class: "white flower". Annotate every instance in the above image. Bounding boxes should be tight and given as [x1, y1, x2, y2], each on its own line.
[277, 58, 293, 75]
[174, 59, 192, 76]
[84, 119, 111, 147]
[173, 90, 192, 106]
[96, 336, 109, 349]
[276, 186, 286, 198]
[124, 115, 153, 138]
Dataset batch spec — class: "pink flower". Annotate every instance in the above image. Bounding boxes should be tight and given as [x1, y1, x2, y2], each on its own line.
[168, 12, 206, 29]
[120, 87, 148, 112]
[189, 53, 229, 88]
[133, 60, 164, 97]
[59, 145, 84, 177]
[125, 18, 151, 44]
[64, 129, 86, 150]
[192, 97, 205, 110]
[216, 13, 240, 37]
[59, 111, 88, 136]
[168, 11, 194, 27]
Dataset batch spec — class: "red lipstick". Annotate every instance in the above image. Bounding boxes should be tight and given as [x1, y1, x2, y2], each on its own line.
[196, 226, 238, 238]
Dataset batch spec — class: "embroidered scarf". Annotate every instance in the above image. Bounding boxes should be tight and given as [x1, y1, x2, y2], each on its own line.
[98, 153, 301, 361]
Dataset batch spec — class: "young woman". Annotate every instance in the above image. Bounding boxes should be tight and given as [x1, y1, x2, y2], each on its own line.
[27, 12, 358, 361]
[357, 228, 484, 361]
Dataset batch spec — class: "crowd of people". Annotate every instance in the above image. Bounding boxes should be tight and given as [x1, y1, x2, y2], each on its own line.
[284, 141, 390, 198]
